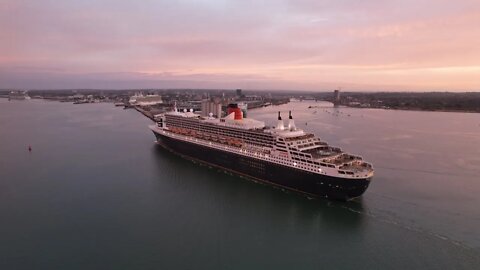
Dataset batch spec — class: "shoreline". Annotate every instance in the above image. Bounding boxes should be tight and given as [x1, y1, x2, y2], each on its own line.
[2, 96, 478, 114]
[343, 105, 480, 114]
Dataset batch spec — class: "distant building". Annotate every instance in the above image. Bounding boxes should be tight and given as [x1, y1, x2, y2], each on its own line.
[201, 100, 222, 118]
[241, 95, 262, 101]
[348, 102, 361, 107]
[236, 89, 242, 97]
[72, 94, 85, 100]
[333, 89, 341, 106]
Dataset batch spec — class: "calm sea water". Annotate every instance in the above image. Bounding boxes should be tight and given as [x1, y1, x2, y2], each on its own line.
[0, 98, 479, 269]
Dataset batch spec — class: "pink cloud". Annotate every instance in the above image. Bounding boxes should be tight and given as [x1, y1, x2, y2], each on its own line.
[0, 0, 479, 90]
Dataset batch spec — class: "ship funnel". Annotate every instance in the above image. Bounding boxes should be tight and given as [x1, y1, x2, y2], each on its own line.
[288, 111, 296, 130]
[227, 103, 243, 120]
[276, 111, 285, 130]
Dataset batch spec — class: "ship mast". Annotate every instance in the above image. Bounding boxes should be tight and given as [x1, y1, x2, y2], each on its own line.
[288, 111, 296, 131]
[276, 111, 285, 130]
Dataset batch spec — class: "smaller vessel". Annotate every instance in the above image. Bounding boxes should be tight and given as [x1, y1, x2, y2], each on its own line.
[128, 92, 163, 106]
[8, 91, 31, 101]
[73, 100, 89, 104]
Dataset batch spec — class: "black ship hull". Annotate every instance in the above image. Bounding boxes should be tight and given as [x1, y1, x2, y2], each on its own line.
[153, 131, 371, 201]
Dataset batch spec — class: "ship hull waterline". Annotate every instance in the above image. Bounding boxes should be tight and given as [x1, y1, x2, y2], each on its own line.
[153, 131, 371, 201]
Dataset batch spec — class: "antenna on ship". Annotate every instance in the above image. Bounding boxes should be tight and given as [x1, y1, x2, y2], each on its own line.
[276, 111, 285, 130]
[288, 111, 296, 131]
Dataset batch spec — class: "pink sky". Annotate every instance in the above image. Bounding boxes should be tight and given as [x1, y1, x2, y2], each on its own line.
[1, 0, 479, 91]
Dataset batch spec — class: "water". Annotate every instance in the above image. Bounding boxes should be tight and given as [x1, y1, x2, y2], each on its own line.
[0, 99, 479, 269]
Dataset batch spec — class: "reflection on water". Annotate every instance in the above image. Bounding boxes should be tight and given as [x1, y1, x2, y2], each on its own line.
[151, 144, 367, 232]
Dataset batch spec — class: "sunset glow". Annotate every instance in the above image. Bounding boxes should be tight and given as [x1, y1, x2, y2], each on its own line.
[1, 0, 479, 90]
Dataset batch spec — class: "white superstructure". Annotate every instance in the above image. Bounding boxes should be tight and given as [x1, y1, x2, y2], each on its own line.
[130, 93, 163, 106]
[150, 106, 374, 179]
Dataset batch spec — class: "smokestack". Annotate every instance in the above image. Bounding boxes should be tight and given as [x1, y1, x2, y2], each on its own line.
[227, 103, 243, 120]
[276, 111, 285, 130]
[288, 111, 296, 130]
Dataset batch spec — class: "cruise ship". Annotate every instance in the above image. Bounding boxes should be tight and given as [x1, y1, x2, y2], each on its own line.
[149, 104, 373, 200]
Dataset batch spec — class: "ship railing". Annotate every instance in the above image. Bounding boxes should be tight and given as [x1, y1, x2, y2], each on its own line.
[320, 152, 344, 163]
[163, 130, 358, 177]
[340, 161, 373, 173]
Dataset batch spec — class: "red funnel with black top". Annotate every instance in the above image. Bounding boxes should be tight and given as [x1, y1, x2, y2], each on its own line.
[227, 104, 243, 120]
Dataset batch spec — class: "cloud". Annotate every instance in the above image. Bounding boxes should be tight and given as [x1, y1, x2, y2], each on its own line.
[0, 0, 479, 90]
